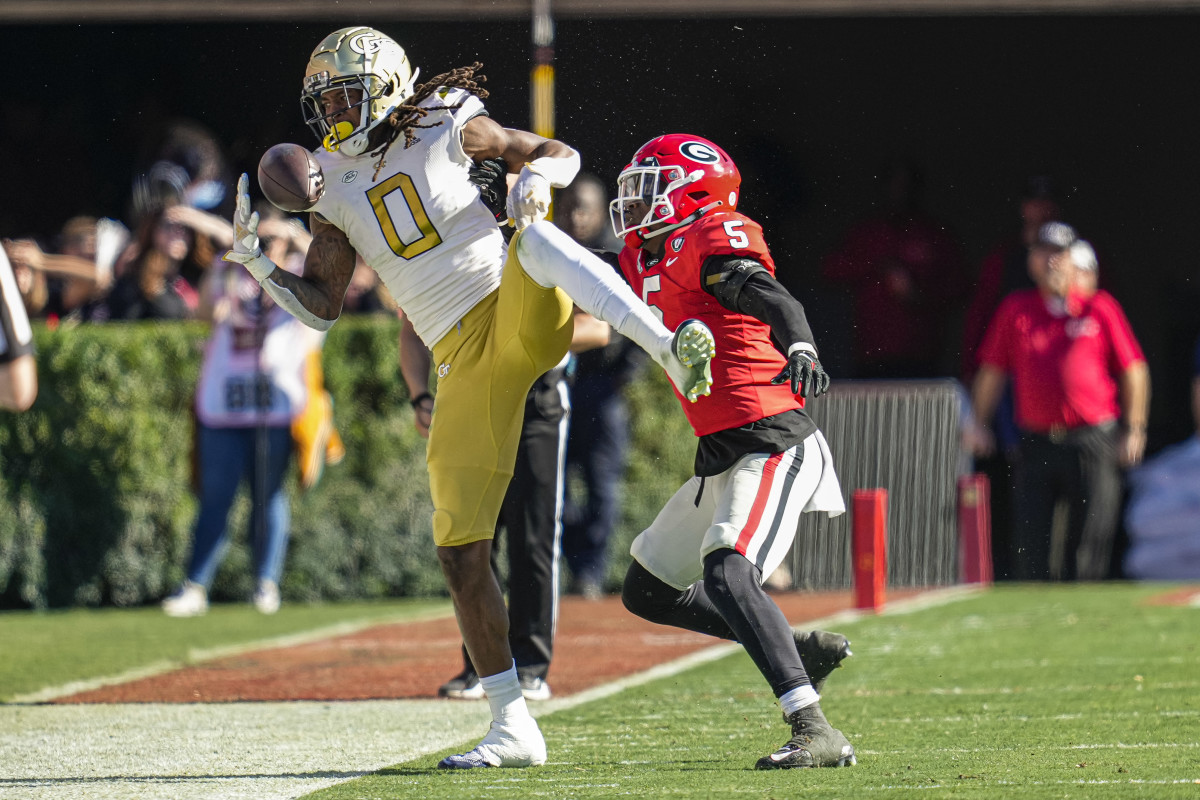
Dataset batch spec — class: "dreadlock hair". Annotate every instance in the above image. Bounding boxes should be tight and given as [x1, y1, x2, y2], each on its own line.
[371, 62, 489, 180]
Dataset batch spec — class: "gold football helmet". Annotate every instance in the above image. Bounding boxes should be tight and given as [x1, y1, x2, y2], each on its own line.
[300, 26, 418, 157]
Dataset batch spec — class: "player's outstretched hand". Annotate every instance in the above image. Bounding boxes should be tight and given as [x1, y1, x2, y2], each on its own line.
[772, 350, 830, 399]
[221, 174, 274, 282]
[507, 164, 552, 230]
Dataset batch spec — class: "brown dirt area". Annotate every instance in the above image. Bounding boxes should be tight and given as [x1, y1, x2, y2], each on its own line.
[1140, 585, 1200, 606]
[55, 589, 925, 704]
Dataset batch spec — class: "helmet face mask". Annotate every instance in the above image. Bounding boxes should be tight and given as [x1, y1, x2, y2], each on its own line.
[300, 27, 418, 156]
[610, 162, 698, 244]
[610, 135, 740, 248]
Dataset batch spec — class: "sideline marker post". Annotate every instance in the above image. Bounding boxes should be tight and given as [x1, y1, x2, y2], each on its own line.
[957, 473, 993, 584]
[852, 488, 888, 612]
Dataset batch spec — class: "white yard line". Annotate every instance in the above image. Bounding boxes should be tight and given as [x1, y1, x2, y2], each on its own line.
[0, 586, 975, 800]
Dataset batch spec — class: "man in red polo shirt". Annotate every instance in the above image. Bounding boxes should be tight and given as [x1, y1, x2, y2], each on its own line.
[967, 221, 1150, 581]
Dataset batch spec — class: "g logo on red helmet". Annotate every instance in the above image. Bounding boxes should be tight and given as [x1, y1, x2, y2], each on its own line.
[679, 141, 721, 164]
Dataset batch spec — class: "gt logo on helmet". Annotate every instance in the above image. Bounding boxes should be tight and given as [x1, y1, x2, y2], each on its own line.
[349, 32, 393, 57]
[679, 141, 721, 164]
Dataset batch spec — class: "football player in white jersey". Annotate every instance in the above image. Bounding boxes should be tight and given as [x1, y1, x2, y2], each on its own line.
[222, 26, 717, 769]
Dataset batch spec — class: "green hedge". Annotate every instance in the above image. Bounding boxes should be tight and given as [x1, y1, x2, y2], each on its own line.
[0, 317, 694, 609]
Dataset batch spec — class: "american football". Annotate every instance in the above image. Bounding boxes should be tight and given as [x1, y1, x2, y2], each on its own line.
[258, 143, 324, 213]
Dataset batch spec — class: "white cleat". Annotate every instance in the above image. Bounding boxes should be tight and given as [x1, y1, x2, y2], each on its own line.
[253, 579, 281, 615]
[437, 716, 547, 769]
[663, 319, 716, 403]
[162, 581, 208, 617]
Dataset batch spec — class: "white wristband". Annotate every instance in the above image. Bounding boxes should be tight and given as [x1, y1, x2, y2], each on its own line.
[526, 150, 581, 188]
[787, 342, 818, 357]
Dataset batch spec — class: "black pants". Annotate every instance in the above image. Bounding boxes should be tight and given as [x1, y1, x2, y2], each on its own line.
[562, 372, 631, 587]
[461, 368, 570, 681]
[1012, 423, 1122, 581]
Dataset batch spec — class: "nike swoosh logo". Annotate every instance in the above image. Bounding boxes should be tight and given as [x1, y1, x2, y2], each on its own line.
[665, 257, 679, 266]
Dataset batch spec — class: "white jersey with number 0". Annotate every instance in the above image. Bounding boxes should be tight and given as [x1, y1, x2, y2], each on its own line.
[310, 87, 503, 347]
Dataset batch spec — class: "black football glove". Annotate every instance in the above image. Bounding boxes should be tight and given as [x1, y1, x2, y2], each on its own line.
[771, 350, 831, 399]
[468, 158, 509, 222]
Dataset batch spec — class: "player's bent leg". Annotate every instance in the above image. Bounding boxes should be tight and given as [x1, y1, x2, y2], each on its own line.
[756, 704, 856, 769]
[621, 559, 736, 639]
[513, 222, 660, 342]
[702, 548, 812, 692]
[622, 561, 851, 692]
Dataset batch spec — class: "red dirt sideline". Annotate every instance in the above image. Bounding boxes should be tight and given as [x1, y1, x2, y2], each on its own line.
[55, 589, 924, 704]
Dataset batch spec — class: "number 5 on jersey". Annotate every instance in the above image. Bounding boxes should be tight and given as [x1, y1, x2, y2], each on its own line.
[724, 220, 749, 249]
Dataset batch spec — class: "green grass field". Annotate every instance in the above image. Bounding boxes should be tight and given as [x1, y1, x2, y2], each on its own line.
[2, 584, 1196, 798]
[304, 584, 1199, 799]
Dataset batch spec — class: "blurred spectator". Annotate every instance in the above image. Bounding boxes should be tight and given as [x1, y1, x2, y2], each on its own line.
[821, 158, 968, 378]
[342, 254, 395, 314]
[962, 175, 1060, 381]
[967, 222, 1150, 581]
[960, 175, 1061, 579]
[0, 245, 37, 411]
[554, 173, 646, 598]
[2, 217, 129, 320]
[99, 203, 228, 321]
[554, 172, 624, 254]
[162, 208, 327, 617]
[1122, 334, 1200, 580]
[1069, 239, 1099, 297]
[132, 118, 231, 222]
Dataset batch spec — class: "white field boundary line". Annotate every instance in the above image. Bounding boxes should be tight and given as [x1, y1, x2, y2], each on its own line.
[8, 605, 455, 705]
[535, 584, 982, 717]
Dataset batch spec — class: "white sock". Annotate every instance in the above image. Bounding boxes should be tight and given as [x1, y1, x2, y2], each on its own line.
[779, 684, 820, 716]
[515, 221, 673, 368]
[480, 661, 530, 724]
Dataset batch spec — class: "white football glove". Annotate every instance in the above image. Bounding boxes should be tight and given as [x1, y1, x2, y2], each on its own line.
[506, 165, 553, 231]
[221, 173, 277, 282]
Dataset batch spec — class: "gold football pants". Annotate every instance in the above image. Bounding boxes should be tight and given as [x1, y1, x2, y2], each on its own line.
[426, 234, 574, 547]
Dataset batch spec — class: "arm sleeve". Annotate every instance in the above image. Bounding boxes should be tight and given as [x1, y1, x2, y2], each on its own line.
[701, 254, 816, 352]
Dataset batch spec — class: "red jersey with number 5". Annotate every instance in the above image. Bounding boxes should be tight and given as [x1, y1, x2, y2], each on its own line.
[618, 210, 802, 436]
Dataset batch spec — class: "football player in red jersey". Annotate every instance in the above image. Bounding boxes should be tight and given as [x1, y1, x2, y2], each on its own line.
[613, 134, 856, 769]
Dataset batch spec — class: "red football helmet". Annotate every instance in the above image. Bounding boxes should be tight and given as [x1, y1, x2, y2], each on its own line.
[610, 134, 741, 247]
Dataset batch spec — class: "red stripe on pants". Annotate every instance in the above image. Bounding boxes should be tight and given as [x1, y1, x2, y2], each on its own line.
[734, 452, 783, 555]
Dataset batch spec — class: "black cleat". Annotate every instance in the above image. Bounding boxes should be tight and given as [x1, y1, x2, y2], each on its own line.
[794, 630, 852, 694]
[438, 668, 485, 700]
[755, 704, 856, 769]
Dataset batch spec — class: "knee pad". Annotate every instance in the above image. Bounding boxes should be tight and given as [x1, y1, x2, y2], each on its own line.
[622, 560, 683, 623]
[702, 548, 762, 607]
